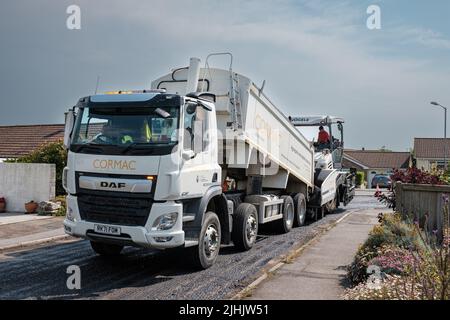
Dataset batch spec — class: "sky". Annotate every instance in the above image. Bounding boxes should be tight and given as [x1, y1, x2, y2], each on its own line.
[1, 0, 450, 151]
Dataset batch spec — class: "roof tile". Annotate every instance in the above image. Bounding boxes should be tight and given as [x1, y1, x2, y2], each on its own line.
[343, 150, 410, 169]
[0, 124, 65, 158]
[414, 138, 450, 159]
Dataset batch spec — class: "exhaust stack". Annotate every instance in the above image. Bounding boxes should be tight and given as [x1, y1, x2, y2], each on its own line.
[186, 57, 201, 94]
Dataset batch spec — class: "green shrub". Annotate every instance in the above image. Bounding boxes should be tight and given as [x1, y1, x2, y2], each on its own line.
[355, 171, 365, 187]
[53, 195, 67, 217]
[6, 141, 67, 195]
[346, 205, 450, 300]
[347, 213, 423, 285]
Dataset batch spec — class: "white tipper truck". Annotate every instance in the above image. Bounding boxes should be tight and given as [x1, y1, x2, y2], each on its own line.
[62, 53, 354, 269]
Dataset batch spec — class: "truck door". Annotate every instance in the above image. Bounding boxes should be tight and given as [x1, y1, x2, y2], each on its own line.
[179, 102, 218, 199]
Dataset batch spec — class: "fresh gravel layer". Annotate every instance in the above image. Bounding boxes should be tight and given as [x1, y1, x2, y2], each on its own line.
[0, 196, 385, 300]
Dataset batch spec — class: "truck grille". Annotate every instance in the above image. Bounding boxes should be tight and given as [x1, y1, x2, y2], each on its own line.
[77, 194, 152, 227]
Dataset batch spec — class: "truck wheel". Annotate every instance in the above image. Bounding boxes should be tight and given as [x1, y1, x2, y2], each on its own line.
[319, 206, 325, 219]
[189, 211, 221, 269]
[293, 193, 307, 227]
[325, 197, 337, 214]
[335, 190, 340, 209]
[307, 208, 316, 221]
[90, 241, 123, 256]
[232, 203, 258, 251]
[278, 196, 294, 233]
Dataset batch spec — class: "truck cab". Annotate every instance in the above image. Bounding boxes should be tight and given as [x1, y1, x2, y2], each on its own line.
[63, 90, 229, 268]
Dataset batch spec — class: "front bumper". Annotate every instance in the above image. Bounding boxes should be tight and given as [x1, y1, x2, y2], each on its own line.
[63, 195, 185, 249]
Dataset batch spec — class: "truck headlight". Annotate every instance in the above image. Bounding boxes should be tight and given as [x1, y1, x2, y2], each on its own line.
[66, 206, 76, 222]
[152, 213, 178, 231]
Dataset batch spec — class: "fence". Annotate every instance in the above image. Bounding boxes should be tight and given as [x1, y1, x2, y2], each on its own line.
[0, 163, 56, 212]
[395, 182, 450, 240]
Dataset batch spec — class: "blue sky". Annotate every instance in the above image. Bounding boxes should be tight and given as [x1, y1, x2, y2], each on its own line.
[1, 0, 450, 151]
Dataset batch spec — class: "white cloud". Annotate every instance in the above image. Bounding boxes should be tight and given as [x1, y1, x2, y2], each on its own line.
[396, 27, 450, 50]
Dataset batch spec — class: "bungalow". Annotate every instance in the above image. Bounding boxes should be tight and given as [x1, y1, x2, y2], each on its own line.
[342, 149, 411, 186]
[414, 138, 450, 170]
[0, 124, 65, 162]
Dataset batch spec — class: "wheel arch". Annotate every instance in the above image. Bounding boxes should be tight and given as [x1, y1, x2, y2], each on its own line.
[184, 186, 231, 245]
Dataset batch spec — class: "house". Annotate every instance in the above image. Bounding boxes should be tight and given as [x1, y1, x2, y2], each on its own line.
[342, 149, 411, 186]
[414, 138, 450, 170]
[0, 124, 65, 162]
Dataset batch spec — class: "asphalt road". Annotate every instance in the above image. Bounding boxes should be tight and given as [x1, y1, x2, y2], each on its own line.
[0, 194, 385, 300]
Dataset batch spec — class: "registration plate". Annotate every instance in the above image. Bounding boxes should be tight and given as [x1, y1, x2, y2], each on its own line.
[94, 224, 121, 236]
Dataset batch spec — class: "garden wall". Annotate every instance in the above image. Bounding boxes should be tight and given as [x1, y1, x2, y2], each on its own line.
[0, 163, 56, 212]
[396, 182, 450, 240]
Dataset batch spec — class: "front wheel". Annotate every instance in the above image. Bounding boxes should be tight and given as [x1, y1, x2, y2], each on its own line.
[232, 203, 258, 251]
[90, 241, 123, 256]
[189, 211, 221, 269]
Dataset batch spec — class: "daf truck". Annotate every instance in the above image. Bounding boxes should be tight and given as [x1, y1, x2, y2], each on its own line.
[62, 54, 354, 269]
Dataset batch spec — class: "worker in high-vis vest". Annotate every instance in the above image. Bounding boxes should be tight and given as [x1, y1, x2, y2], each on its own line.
[119, 120, 151, 144]
[144, 121, 152, 142]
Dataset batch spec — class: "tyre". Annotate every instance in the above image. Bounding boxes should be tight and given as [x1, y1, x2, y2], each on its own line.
[90, 241, 123, 256]
[325, 198, 337, 214]
[277, 196, 294, 233]
[189, 211, 221, 269]
[308, 207, 323, 221]
[232, 203, 258, 251]
[335, 189, 340, 209]
[293, 193, 307, 227]
[306, 208, 316, 221]
[319, 206, 325, 219]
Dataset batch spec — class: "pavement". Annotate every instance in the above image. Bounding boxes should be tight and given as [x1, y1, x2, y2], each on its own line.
[0, 212, 66, 251]
[245, 202, 380, 300]
[0, 212, 55, 225]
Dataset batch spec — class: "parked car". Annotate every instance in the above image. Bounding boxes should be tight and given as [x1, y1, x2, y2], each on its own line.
[371, 175, 392, 189]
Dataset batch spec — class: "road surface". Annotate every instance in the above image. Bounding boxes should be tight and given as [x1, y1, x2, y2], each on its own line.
[0, 194, 385, 300]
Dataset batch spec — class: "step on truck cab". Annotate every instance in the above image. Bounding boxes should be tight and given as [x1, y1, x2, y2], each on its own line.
[62, 54, 350, 269]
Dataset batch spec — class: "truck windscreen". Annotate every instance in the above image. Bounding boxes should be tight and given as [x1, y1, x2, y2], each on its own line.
[70, 106, 180, 155]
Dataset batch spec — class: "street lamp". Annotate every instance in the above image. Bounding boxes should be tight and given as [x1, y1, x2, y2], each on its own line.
[431, 101, 447, 170]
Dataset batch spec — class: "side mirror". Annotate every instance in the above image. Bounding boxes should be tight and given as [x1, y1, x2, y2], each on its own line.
[63, 110, 75, 149]
[182, 150, 196, 161]
[186, 102, 197, 115]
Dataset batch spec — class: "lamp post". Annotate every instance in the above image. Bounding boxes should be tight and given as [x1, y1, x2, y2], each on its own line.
[431, 101, 447, 170]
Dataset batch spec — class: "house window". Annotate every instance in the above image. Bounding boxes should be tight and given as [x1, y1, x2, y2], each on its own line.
[435, 161, 446, 169]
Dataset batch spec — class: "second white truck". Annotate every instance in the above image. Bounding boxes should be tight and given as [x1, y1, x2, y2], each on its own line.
[62, 53, 354, 269]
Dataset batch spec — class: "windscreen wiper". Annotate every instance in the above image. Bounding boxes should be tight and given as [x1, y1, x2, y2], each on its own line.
[73, 143, 105, 153]
[121, 143, 153, 154]
[121, 142, 175, 154]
